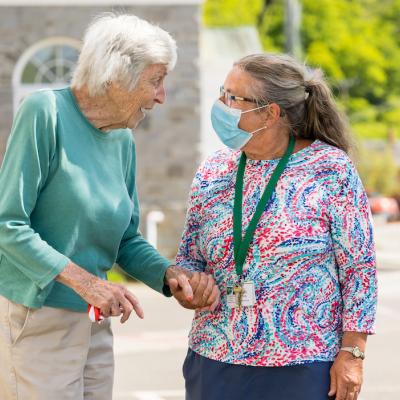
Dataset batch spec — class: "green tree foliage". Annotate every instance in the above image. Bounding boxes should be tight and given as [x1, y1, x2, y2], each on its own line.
[203, 0, 400, 141]
[356, 145, 399, 196]
[203, 0, 263, 27]
[107, 265, 127, 282]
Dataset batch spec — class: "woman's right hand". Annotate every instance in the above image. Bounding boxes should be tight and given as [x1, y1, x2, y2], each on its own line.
[56, 262, 143, 323]
[165, 265, 220, 311]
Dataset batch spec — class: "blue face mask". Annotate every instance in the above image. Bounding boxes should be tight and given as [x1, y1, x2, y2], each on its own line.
[211, 99, 268, 150]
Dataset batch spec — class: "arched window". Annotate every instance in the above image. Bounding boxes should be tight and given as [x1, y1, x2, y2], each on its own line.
[12, 37, 81, 113]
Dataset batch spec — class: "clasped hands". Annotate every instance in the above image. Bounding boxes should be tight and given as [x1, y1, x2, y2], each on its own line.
[61, 262, 220, 325]
[164, 265, 220, 312]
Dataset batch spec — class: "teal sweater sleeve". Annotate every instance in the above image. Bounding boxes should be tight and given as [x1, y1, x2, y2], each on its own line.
[116, 139, 172, 296]
[0, 93, 70, 290]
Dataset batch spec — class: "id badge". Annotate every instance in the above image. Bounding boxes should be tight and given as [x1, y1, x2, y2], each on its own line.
[240, 281, 256, 307]
[226, 281, 256, 308]
[226, 285, 238, 308]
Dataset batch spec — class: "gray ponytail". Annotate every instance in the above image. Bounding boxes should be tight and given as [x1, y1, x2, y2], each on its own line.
[234, 53, 352, 153]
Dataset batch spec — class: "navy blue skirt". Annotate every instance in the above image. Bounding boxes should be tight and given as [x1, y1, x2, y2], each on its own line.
[183, 349, 334, 400]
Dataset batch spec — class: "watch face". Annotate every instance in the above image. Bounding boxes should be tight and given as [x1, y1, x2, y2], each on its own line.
[353, 348, 362, 357]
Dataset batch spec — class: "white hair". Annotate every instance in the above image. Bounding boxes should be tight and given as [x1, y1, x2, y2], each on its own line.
[71, 13, 177, 96]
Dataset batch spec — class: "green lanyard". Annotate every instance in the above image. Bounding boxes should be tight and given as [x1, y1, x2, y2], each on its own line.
[233, 135, 295, 280]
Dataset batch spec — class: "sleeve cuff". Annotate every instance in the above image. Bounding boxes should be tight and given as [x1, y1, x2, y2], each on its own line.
[342, 320, 376, 335]
[35, 256, 70, 290]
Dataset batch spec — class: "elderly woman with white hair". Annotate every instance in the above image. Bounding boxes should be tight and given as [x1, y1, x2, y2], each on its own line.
[0, 13, 219, 400]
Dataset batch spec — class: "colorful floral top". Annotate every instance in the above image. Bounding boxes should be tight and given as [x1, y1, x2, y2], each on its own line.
[176, 140, 377, 367]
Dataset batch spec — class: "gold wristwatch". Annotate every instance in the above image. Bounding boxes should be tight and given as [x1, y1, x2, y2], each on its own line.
[340, 346, 365, 360]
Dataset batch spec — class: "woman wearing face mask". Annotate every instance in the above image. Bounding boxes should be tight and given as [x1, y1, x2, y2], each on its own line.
[176, 53, 377, 400]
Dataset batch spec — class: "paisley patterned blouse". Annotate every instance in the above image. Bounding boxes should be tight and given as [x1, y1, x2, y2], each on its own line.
[176, 140, 377, 367]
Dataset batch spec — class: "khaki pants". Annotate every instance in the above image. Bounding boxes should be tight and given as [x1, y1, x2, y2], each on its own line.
[0, 295, 114, 400]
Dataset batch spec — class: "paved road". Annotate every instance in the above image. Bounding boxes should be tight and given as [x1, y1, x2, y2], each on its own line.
[112, 222, 400, 400]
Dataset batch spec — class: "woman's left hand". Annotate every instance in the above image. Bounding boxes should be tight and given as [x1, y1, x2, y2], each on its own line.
[328, 351, 363, 400]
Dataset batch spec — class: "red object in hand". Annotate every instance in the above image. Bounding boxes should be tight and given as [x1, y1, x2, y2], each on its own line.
[87, 304, 103, 322]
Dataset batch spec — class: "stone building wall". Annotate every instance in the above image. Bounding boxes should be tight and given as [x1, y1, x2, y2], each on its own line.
[0, 4, 201, 258]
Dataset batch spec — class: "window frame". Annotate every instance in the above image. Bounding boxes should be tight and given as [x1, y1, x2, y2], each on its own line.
[12, 37, 81, 114]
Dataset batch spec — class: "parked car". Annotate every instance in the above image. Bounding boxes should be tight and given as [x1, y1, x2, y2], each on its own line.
[369, 195, 400, 222]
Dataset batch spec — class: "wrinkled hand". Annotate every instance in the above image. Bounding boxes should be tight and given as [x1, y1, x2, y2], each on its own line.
[57, 262, 143, 323]
[79, 277, 144, 323]
[329, 351, 363, 400]
[165, 265, 220, 312]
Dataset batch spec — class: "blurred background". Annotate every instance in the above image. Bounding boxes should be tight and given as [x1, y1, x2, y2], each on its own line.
[0, 0, 399, 399]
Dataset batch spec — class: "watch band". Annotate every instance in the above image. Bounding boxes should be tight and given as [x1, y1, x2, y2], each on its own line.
[340, 346, 365, 360]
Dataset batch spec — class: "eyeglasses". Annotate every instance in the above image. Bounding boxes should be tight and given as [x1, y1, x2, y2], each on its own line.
[220, 86, 286, 116]
[219, 86, 259, 107]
